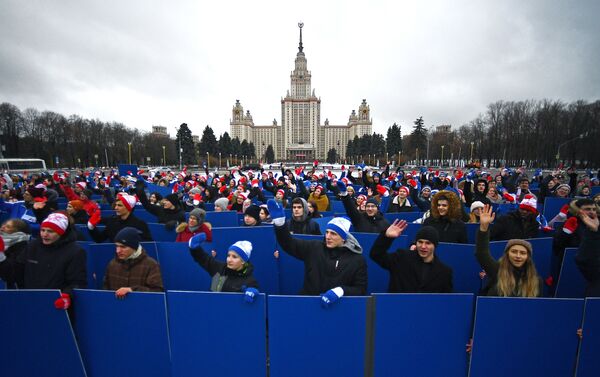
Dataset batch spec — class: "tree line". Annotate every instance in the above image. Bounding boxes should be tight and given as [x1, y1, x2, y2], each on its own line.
[1, 98, 598, 169]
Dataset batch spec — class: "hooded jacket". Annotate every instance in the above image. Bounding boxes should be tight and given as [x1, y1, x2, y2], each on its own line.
[0, 227, 86, 294]
[341, 194, 390, 233]
[464, 179, 491, 206]
[285, 198, 321, 235]
[490, 210, 539, 241]
[274, 223, 367, 296]
[189, 245, 258, 292]
[423, 191, 468, 244]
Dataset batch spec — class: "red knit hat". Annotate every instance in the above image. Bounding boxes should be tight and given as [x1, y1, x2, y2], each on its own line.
[519, 194, 538, 214]
[41, 213, 69, 235]
[117, 193, 137, 212]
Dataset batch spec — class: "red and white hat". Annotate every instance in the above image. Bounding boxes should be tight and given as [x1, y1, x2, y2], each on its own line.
[398, 186, 410, 196]
[519, 194, 538, 214]
[116, 193, 137, 212]
[41, 212, 69, 235]
[75, 182, 87, 190]
[276, 189, 285, 197]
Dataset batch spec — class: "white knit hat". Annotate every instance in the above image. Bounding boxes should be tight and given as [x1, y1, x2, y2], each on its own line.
[117, 193, 138, 212]
[229, 240, 252, 262]
[326, 217, 352, 240]
[470, 201, 485, 212]
[519, 194, 538, 214]
[75, 182, 87, 190]
[41, 212, 69, 235]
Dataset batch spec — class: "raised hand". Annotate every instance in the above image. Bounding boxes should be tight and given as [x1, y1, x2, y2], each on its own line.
[580, 211, 599, 232]
[479, 205, 495, 232]
[385, 219, 408, 238]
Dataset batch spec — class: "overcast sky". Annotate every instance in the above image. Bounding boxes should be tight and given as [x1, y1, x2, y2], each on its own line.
[1, 0, 599, 138]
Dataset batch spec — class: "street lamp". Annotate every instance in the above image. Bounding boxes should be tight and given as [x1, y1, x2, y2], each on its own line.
[556, 132, 587, 166]
[470, 142, 474, 162]
[127, 142, 132, 164]
[441, 145, 445, 167]
[206, 151, 209, 169]
[94, 154, 98, 167]
[416, 148, 419, 165]
[219, 152, 221, 169]
[162, 146, 166, 166]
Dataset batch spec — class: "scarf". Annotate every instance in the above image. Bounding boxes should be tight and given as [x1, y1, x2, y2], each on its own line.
[0, 231, 31, 249]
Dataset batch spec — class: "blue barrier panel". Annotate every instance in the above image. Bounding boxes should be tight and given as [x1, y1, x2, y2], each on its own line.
[543, 197, 571, 220]
[403, 223, 422, 243]
[0, 290, 86, 377]
[591, 186, 600, 196]
[75, 224, 106, 241]
[465, 223, 479, 244]
[331, 200, 345, 214]
[147, 222, 176, 242]
[312, 215, 331, 234]
[167, 291, 267, 377]
[99, 203, 113, 210]
[276, 234, 322, 295]
[383, 211, 424, 222]
[353, 232, 408, 294]
[489, 237, 553, 282]
[556, 248, 586, 298]
[210, 226, 279, 294]
[132, 209, 159, 223]
[0, 279, 5, 289]
[373, 293, 474, 377]
[73, 289, 170, 377]
[436, 243, 483, 294]
[205, 211, 240, 227]
[469, 297, 584, 377]
[577, 298, 600, 377]
[204, 202, 215, 211]
[320, 210, 333, 217]
[268, 295, 371, 377]
[118, 163, 138, 177]
[145, 181, 173, 197]
[155, 242, 212, 290]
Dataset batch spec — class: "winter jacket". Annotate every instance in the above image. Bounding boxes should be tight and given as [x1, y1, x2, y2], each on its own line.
[175, 222, 213, 243]
[575, 227, 600, 297]
[0, 232, 30, 288]
[423, 216, 468, 244]
[190, 245, 258, 292]
[341, 194, 390, 233]
[89, 213, 153, 243]
[464, 180, 491, 206]
[284, 198, 321, 235]
[308, 192, 329, 212]
[274, 224, 367, 296]
[370, 231, 453, 293]
[137, 187, 186, 227]
[0, 227, 86, 294]
[103, 249, 163, 292]
[387, 195, 415, 213]
[490, 211, 539, 241]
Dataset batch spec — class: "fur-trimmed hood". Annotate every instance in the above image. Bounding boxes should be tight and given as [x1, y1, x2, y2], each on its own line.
[430, 190, 463, 220]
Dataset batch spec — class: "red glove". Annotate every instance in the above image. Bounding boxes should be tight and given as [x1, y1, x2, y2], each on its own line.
[376, 185, 389, 197]
[87, 209, 102, 229]
[193, 193, 202, 205]
[408, 179, 418, 189]
[562, 217, 578, 234]
[502, 192, 516, 203]
[341, 165, 345, 171]
[545, 276, 554, 287]
[559, 204, 569, 216]
[54, 293, 71, 310]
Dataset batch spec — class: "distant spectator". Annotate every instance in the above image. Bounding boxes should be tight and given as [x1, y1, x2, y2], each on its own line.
[574, 206, 600, 296]
[176, 208, 212, 243]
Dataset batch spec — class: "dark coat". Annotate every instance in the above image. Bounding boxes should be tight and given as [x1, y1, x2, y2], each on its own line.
[285, 217, 321, 235]
[370, 231, 453, 293]
[0, 238, 28, 289]
[341, 195, 390, 233]
[103, 250, 163, 292]
[89, 213, 153, 243]
[423, 216, 468, 244]
[490, 211, 539, 241]
[190, 246, 258, 292]
[275, 224, 367, 296]
[137, 187, 186, 227]
[575, 227, 600, 297]
[0, 228, 86, 294]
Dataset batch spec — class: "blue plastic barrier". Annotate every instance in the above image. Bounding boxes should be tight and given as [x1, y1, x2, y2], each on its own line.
[465, 223, 480, 244]
[268, 295, 371, 377]
[436, 243, 484, 294]
[75, 224, 105, 241]
[331, 200, 345, 214]
[312, 215, 332, 233]
[73, 289, 170, 377]
[373, 294, 474, 377]
[383, 211, 424, 222]
[577, 298, 600, 377]
[276, 234, 322, 295]
[155, 242, 212, 290]
[590, 186, 600, 196]
[205, 211, 240, 227]
[0, 279, 5, 290]
[147, 222, 176, 242]
[167, 291, 267, 377]
[543, 197, 571, 220]
[555, 248, 586, 298]
[489, 237, 553, 282]
[210, 226, 279, 294]
[469, 297, 584, 377]
[0, 290, 86, 377]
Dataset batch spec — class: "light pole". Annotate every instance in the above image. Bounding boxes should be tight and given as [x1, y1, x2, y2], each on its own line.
[470, 142, 474, 162]
[219, 152, 221, 169]
[441, 145, 445, 167]
[416, 148, 419, 165]
[127, 142, 132, 164]
[162, 145, 166, 166]
[206, 151, 209, 168]
[94, 154, 98, 167]
[556, 132, 587, 166]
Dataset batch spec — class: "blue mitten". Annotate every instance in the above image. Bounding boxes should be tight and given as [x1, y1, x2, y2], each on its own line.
[336, 181, 348, 196]
[188, 232, 207, 249]
[267, 199, 286, 226]
[244, 287, 259, 303]
[320, 287, 344, 308]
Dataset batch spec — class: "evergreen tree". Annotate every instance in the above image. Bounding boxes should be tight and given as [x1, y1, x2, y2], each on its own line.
[197, 125, 218, 156]
[411, 116, 427, 152]
[346, 138, 354, 160]
[175, 123, 195, 166]
[264, 144, 275, 163]
[217, 132, 232, 156]
[326, 148, 337, 163]
[371, 133, 386, 159]
[248, 142, 256, 158]
[231, 137, 241, 163]
[386, 123, 402, 156]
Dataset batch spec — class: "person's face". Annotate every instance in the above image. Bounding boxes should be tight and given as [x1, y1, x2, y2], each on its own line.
[325, 230, 344, 248]
[437, 200, 449, 217]
[519, 180, 529, 190]
[227, 251, 244, 271]
[0, 220, 16, 234]
[115, 243, 135, 260]
[163, 200, 174, 209]
[215, 205, 224, 212]
[495, 175, 502, 183]
[547, 180, 557, 189]
[398, 190, 407, 200]
[347, 187, 355, 196]
[149, 194, 157, 204]
[365, 203, 378, 217]
[477, 182, 486, 193]
[556, 186, 570, 197]
[244, 214, 257, 226]
[416, 239, 435, 263]
[236, 195, 244, 204]
[314, 188, 322, 196]
[276, 192, 284, 200]
[471, 207, 482, 217]
[581, 187, 590, 196]
[114, 200, 129, 217]
[259, 208, 269, 221]
[579, 205, 597, 220]
[188, 215, 198, 227]
[307, 203, 315, 213]
[518, 208, 535, 219]
[66, 203, 76, 215]
[40, 227, 61, 245]
[488, 188, 497, 197]
[23, 191, 32, 202]
[507, 245, 529, 268]
[422, 189, 431, 199]
[292, 203, 304, 219]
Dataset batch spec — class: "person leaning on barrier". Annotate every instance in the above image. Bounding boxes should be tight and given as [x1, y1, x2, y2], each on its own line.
[574, 207, 600, 297]
[476, 205, 542, 297]
[103, 227, 164, 298]
[188, 234, 259, 303]
[269, 199, 367, 307]
[370, 221, 453, 293]
[0, 212, 87, 309]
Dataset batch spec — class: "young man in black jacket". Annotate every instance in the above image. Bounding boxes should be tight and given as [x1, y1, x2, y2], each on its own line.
[370, 221, 453, 293]
[285, 197, 321, 235]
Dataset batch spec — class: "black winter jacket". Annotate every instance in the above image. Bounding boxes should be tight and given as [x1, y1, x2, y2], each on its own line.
[370, 231, 453, 293]
[575, 227, 600, 297]
[341, 194, 390, 233]
[490, 211, 539, 241]
[423, 216, 468, 244]
[89, 213, 153, 243]
[190, 246, 258, 292]
[275, 224, 367, 296]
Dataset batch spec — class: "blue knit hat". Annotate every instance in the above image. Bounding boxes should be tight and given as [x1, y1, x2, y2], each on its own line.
[114, 227, 141, 250]
[229, 241, 252, 262]
[326, 217, 352, 240]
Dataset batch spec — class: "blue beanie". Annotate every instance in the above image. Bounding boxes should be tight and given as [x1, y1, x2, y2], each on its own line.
[114, 227, 141, 250]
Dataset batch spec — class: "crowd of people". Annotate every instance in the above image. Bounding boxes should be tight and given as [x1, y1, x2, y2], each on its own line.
[1, 162, 599, 312]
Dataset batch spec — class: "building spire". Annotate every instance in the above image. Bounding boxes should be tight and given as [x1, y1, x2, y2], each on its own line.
[298, 22, 304, 53]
